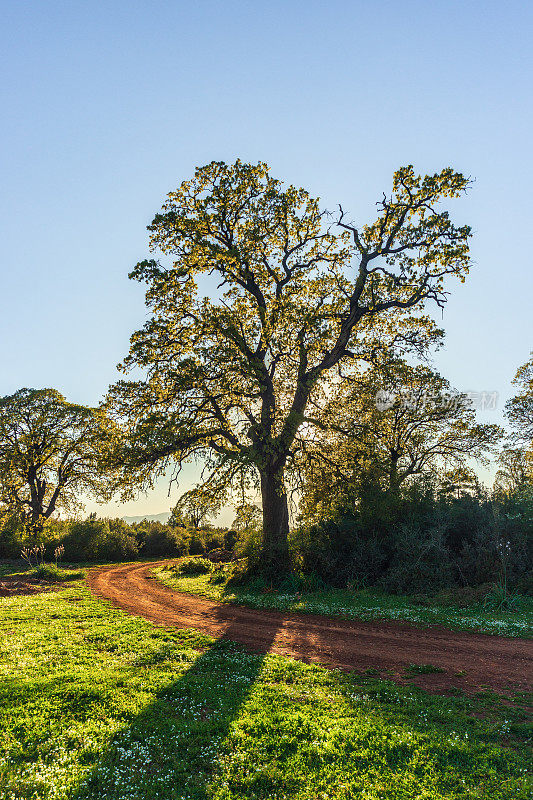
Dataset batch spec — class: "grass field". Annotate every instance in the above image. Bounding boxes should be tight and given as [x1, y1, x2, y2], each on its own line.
[154, 565, 533, 638]
[0, 572, 532, 799]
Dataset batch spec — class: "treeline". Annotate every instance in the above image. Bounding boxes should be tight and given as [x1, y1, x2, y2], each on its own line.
[0, 514, 233, 563]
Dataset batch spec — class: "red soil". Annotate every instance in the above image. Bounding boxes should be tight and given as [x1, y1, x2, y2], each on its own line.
[86, 561, 533, 695]
[0, 578, 55, 597]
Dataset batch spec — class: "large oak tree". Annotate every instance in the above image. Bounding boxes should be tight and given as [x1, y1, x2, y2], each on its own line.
[109, 160, 472, 577]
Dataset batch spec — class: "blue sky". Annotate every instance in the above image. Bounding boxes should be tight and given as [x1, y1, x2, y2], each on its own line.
[1, 1, 531, 519]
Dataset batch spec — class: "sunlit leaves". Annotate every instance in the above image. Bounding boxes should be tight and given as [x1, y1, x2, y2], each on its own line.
[109, 161, 473, 542]
[505, 352, 533, 446]
[0, 388, 117, 529]
[297, 361, 502, 523]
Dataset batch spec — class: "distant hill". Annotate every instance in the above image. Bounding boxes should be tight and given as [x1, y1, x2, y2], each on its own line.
[122, 512, 170, 524]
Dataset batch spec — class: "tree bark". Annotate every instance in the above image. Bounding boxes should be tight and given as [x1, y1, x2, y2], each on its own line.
[387, 450, 402, 496]
[259, 468, 291, 579]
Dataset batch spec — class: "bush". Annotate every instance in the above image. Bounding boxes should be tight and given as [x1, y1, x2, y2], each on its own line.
[0, 513, 25, 558]
[292, 516, 385, 588]
[224, 529, 238, 551]
[97, 527, 139, 561]
[61, 519, 107, 561]
[139, 523, 190, 557]
[177, 556, 214, 575]
[292, 484, 533, 594]
[380, 523, 453, 594]
[515, 570, 533, 596]
[64, 519, 138, 562]
[31, 564, 83, 582]
[236, 525, 261, 556]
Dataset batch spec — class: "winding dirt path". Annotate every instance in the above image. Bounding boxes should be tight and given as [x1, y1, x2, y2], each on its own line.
[87, 561, 533, 695]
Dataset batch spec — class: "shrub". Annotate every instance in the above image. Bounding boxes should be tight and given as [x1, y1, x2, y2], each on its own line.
[188, 533, 205, 555]
[177, 556, 214, 575]
[233, 525, 263, 567]
[31, 564, 83, 582]
[140, 523, 190, 557]
[381, 524, 453, 594]
[224, 529, 238, 551]
[63, 519, 109, 561]
[97, 527, 139, 561]
[292, 485, 532, 594]
[209, 566, 230, 584]
[64, 518, 138, 562]
[0, 513, 25, 558]
[292, 516, 385, 588]
[515, 570, 533, 596]
[204, 530, 226, 552]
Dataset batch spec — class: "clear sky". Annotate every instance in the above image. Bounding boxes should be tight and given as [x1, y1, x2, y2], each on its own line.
[1, 0, 532, 520]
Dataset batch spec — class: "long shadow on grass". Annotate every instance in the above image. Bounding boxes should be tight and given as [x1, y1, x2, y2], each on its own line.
[72, 613, 279, 800]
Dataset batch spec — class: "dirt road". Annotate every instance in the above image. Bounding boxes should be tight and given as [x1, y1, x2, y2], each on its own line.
[86, 561, 533, 694]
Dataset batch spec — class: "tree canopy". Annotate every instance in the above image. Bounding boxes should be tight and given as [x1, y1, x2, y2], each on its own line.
[0, 388, 115, 533]
[298, 361, 501, 522]
[168, 487, 220, 529]
[494, 447, 533, 495]
[506, 352, 533, 446]
[108, 159, 473, 576]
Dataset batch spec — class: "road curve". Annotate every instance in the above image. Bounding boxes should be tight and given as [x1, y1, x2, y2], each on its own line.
[86, 561, 533, 694]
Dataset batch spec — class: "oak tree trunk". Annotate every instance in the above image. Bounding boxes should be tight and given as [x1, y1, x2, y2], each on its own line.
[259, 468, 291, 579]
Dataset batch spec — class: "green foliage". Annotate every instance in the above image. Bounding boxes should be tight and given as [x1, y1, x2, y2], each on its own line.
[176, 556, 214, 575]
[0, 512, 25, 558]
[64, 519, 138, 562]
[108, 160, 473, 575]
[224, 528, 238, 551]
[137, 521, 189, 557]
[298, 361, 501, 525]
[516, 570, 533, 596]
[505, 351, 533, 445]
[381, 523, 453, 594]
[482, 580, 525, 612]
[293, 484, 533, 594]
[169, 487, 221, 529]
[495, 447, 533, 494]
[0, 513, 230, 563]
[292, 515, 385, 588]
[0, 388, 117, 533]
[233, 524, 262, 563]
[31, 564, 83, 582]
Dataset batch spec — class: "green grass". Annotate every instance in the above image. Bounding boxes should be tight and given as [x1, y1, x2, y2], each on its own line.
[0, 561, 88, 581]
[0, 574, 532, 798]
[30, 563, 85, 581]
[154, 565, 533, 638]
[405, 664, 445, 675]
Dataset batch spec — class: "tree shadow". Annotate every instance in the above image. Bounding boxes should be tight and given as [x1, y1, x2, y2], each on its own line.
[72, 611, 280, 800]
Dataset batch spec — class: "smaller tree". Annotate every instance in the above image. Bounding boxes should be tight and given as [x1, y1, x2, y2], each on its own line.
[438, 466, 482, 500]
[231, 502, 262, 533]
[505, 352, 533, 445]
[169, 487, 221, 529]
[0, 388, 116, 534]
[494, 447, 533, 495]
[299, 362, 501, 521]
